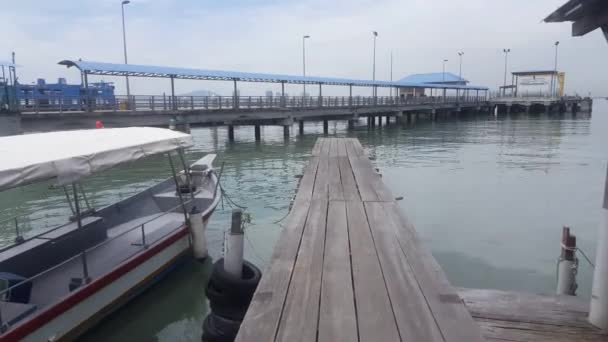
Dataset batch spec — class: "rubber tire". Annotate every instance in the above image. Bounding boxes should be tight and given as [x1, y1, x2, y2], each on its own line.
[211, 313, 241, 337]
[209, 296, 248, 321]
[209, 258, 261, 303]
[202, 314, 234, 342]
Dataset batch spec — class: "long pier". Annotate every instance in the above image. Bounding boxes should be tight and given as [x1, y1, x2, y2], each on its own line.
[235, 137, 605, 342]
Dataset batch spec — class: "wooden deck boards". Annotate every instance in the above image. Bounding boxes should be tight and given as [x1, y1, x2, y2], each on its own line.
[236, 137, 605, 342]
[236, 137, 485, 342]
[460, 288, 607, 342]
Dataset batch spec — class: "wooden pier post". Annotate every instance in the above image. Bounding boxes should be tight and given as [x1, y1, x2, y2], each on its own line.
[557, 227, 577, 295]
[323, 119, 329, 135]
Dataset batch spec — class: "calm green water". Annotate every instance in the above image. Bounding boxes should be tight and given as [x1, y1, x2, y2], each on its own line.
[2, 101, 607, 341]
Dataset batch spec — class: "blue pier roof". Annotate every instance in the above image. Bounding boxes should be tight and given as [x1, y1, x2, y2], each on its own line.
[398, 72, 467, 84]
[59, 60, 488, 91]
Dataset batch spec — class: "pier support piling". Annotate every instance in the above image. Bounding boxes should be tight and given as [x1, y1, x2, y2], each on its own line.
[224, 209, 244, 278]
[228, 125, 235, 142]
[283, 124, 290, 138]
[254, 125, 261, 141]
[299, 120, 304, 135]
[323, 119, 329, 135]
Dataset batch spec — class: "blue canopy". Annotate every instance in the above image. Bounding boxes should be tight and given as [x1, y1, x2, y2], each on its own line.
[59, 60, 488, 91]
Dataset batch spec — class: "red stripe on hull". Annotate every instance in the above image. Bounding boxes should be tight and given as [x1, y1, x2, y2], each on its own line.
[2, 227, 189, 342]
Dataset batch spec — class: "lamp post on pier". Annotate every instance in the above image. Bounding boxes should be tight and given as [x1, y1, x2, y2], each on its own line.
[458, 51, 464, 80]
[372, 31, 378, 97]
[121, 0, 131, 98]
[302, 35, 310, 98]
[552, 41, 560, 98]
[502, 48, 510, 97]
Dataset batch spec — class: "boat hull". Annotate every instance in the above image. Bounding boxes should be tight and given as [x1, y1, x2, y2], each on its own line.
[5, 213, 213, 342]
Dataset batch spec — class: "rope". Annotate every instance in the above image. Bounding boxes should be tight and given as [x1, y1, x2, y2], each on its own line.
[560, 243, 595, 268]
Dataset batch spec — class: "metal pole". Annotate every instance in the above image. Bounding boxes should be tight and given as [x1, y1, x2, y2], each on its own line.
[72, 183, 90, 283]
[553, 41, 560, 97]
[233, 79, 238, 109]
[372, 31, 377, 97]
[390, 51, 393, 97]
[303, 35, 309, 97]
[84, 71, 91, 112]
[167, 153, 189, 223]
[503, 48, 510, 96]
[170, 76, 175, 110]
[121, 1, 131, 98]
[458, 51, 464, 80]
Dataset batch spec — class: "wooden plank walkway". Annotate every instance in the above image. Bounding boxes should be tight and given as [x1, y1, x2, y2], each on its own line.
[236, 137, 485, 342]
[460, 288, 607, 341]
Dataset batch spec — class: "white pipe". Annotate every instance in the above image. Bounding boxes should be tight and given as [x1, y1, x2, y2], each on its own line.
[590, 209, 608, 329]
[224, 209, 244, 278]
[224, 232, 244, 278]
[557, 259, 576, 295]
[189, 213, 208, 259]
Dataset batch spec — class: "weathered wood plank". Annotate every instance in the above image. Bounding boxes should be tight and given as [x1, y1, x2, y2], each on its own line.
[312, 156, 329, 200]
[475, 318, 607, 342]
[295, 156, 320, 201]
[235, 197, 311, 342]
[336, 138, 348, 156]
[364, 201, 444, 341]
[328, 156, 344, 201]
[347, 156, 379, 201]
[459, 288, 594, 328]
[338, 157, 360, 201]
[318, 201, 357, 342]
[275, 199, 328, 342]
[311, 138, 324, 156]
[328, 137, 339, 157]
[320, 137, 331, 156]
[346, 200, 400, 342]
[383, 201, 486, 342]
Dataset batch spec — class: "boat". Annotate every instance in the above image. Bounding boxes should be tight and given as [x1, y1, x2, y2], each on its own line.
[0, 127, 221, 341]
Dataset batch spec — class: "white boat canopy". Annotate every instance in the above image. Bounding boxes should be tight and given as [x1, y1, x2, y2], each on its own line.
[0, 127, 194, 191]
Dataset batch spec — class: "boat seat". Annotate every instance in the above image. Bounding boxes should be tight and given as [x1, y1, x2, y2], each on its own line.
[0, 216, 105, 278]
[0, 301, 37, 327]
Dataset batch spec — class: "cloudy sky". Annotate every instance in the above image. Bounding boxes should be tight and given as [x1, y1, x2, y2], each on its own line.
[1, 0, 606, 96]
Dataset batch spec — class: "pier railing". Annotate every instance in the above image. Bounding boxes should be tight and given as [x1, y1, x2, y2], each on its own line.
[18, 94, 487, 113]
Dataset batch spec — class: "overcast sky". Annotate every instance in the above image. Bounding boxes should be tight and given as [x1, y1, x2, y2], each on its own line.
[1, 0, 606, 96]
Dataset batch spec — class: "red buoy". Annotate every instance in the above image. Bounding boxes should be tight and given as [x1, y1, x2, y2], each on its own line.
[95, 121, 104, 129]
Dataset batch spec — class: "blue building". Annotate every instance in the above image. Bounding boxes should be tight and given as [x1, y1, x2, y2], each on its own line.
[16, 78, 116, 110]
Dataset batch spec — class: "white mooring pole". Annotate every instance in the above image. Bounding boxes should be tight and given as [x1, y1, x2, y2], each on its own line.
[590, 165, 608, 329]
[189, 211, 208, 260]
[556, 226, 577, 295]
[224, 209, 244, 278]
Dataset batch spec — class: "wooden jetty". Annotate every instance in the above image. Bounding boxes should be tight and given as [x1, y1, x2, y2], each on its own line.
[235, 137, 606, 342]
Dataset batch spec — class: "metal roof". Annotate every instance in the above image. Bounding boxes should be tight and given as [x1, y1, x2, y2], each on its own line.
[512, 70, 558, 76]
[544, 0, 608, 37]
[58, 60, 488, 91]
[398, 72, 467, 84]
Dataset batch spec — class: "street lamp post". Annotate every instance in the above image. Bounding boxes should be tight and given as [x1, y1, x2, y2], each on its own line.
[302, 35, 310, 98]
[372, 31, 378, 97]
[121, 0, 131, 98]
[502, 48, 511, 97]
[390, 50, 393, 97]
[552, 41, 560, 98]
[458, 51, 464, 80]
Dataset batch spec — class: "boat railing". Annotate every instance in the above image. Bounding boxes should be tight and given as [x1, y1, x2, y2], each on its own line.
[0, 198, 194, 333]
